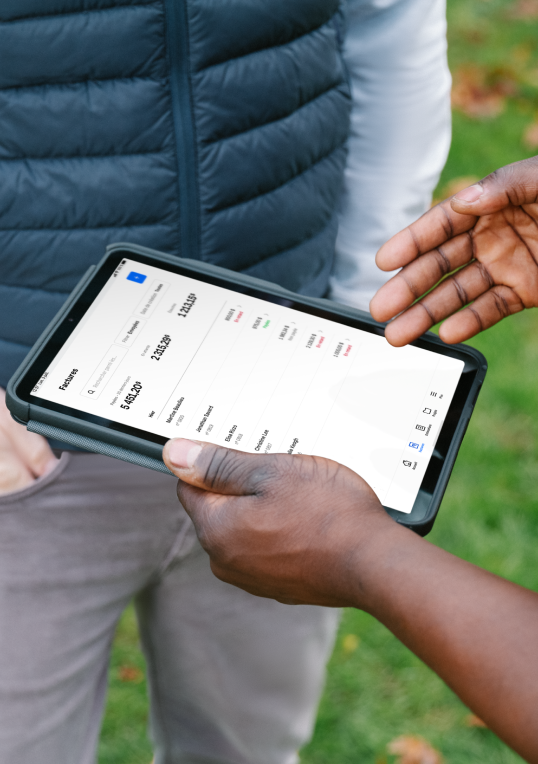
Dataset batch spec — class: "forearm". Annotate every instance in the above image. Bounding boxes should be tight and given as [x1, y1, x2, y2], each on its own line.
[332, 0, 451, 310]
[164, 437, 538, 760]
[353, 521, 538, 762]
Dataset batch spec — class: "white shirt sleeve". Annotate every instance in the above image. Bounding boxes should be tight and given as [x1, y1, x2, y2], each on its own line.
[329, 0, 452, 311]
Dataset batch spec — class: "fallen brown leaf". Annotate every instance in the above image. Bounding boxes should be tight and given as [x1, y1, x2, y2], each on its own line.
[117, 664, 144, 683]
[523, 121, 538, 149]
[387, 735, 443, 764]
[466, 713, 488, 729]
[451, 65, 515, 119]
[507, 0, 538, 18]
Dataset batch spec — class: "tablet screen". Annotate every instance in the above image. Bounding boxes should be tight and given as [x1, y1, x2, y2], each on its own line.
[31, 257, 464, 514]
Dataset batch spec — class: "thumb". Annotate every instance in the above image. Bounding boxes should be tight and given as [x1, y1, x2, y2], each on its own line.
[163, 438, 274, 496]
[451, 156, 538, 216]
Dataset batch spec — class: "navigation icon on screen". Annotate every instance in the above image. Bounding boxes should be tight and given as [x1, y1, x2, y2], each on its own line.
[127, 271, 147, 284]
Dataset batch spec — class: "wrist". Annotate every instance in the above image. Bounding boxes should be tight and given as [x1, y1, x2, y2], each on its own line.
[346, 511, 418, 614]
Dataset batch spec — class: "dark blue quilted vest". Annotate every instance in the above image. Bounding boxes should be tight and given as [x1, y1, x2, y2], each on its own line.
[0, 1, 351, 388]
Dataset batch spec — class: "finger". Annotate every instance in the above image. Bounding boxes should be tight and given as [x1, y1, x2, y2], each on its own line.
[0, 422, 34, 494]
[370, 231, 475, 322]
[384, 259, 495, 346]
[451, 156, 538, 216]
[0, 390, 57, 478]
[163, 438, 279, 496]
[175, 478, 231, 542]
[376, 200, 478, 272]
[0, 451, 34, 494]
[438, 286, 525, 344]
[4, 425, 57, 478]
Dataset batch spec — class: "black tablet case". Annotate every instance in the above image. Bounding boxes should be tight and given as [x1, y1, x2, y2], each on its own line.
[6, 242, 487, 534]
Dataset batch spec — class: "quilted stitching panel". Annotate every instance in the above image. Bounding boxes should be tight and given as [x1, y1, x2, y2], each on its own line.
[197, 86, 350, 213]
[0, 285, 68, 346]
[0, 78, 173, 159]
[0, 154, 178, 230]
[0, 339, 32, 389]
[187, 0, 341, 71]
[0, 3, 166, 88]
[245, 216, 339, 296]
[192, 22, 346, 144]
[0, 225, 179, 293]
[191, 7, 351, 272]
[200, 145, 348, 271]
[0, 0, 152, 22]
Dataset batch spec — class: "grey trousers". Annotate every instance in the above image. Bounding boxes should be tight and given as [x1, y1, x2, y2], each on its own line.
[0, 452, 338, 764]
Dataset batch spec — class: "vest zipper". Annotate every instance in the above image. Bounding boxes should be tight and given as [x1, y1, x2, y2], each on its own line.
[164, 0, 199, 260]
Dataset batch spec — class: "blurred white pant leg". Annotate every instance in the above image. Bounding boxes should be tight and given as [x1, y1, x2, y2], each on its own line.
[331, 0, 452, 312]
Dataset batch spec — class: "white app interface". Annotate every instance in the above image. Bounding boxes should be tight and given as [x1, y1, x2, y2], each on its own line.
[34, 259, 464, 513]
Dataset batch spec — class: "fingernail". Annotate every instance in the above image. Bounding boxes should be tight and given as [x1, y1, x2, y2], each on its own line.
[167, 439, 202, 469]
[454, 184, 483, 203]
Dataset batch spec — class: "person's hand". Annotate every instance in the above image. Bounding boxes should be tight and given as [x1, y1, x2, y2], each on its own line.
[370, 156, 538, 346]
[161, 439, 538, 763]
[0, 388, 58, 495]
[162, 438, 394, 607]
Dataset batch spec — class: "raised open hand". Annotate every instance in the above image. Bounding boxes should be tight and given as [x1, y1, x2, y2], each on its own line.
[369, 156, 538, 346]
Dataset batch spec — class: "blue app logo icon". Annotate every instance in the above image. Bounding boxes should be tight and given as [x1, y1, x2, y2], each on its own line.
[409, 442, 420, 449]
[127, 271, 147, 284]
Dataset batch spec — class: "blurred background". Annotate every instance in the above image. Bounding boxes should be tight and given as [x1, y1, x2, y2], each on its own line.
[98, 0, 538, 761]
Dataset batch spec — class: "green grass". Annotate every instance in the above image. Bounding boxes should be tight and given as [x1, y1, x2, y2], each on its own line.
[99, 606, 152, 764]
[98, 1, 538, 761]
[301, 311, 538, 764]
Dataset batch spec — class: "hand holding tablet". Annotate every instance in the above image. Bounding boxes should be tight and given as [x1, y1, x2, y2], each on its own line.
[161, 434, 538, 764]
[6, 243, 485, 534]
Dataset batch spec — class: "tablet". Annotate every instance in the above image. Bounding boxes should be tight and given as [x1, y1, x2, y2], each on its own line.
[7, 243, 486, 535]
